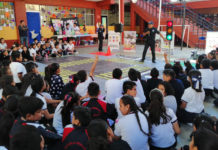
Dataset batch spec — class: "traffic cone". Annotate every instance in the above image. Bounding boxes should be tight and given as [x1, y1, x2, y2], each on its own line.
[106, 46, 111, 56]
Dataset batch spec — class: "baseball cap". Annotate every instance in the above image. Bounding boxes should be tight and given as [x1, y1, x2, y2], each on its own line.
[148, 21, 154, 25]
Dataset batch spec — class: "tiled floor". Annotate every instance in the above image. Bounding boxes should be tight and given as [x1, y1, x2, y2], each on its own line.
[36, 43, 218, 148]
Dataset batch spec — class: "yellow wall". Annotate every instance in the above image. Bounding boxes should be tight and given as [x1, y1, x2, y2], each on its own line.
[0, 27, 18, 40]
[41, 26, 54, 38]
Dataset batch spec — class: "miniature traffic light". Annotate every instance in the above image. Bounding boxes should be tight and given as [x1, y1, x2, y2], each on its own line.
[166, 21, 173, 41]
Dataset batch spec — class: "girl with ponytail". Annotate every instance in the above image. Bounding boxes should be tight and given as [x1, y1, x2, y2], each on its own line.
[148, 89, 180, 150]
[178, 70, 205, 123]
[114, 95, 149, 150]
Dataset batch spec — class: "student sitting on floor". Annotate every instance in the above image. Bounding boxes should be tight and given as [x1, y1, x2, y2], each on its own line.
[29, 43, 37, 62]
[51, 42, 62, 57]
[76, 55, 98, 98]
[147, 89, 180, 150]
[21, 46, 32, 62]
[158, 81, 177, 114]
[10, 97, 62, 150]
[83, 82, 117, 122]
[105, 68, 123, 104]
[115, 81, 142, 119]
[53, 92, 80, 135]
[178, 70, 205, 123]
[145, 67, 162, 103]
[62, 106, 92, 150]
[210, 60, 218, 94]
[114, 95, 149, 150]
[9, 51, 27, 90]
[87, 119, 131, 150]
[199, 58, 214, 98]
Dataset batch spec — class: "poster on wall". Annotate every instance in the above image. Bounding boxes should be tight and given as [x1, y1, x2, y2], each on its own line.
[108, 31, 120, 51]
[51, 19, 63, 35]
[206, 31, 218, 54]
[124, 31, 136, 52]
[155, 31, 175, 54]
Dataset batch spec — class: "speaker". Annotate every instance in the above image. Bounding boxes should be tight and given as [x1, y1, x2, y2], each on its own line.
[115, 24, 123, 33]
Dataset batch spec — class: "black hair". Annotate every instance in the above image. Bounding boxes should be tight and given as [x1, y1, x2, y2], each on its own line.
[209, 50, 216, 60]
[128, 68, 138, 81]
[172, 63, 184, 77]
[0, 66, 10, 77]
[210, 60, 218, 70]
[150, 67, 159, 78]
[123, 81, 136, 94]
[44, 63, 60, 84]
[88, 82, 100, 97]
[201, 58, 211, 69]
[73, 106, 91, 127]
[20, 20, 24, 23]
[77, 70, 87, 83]
[61, 92, 80, 127]
[164, 64, 173, 69]
[192, 128, 218, 150]
[184, 60, 193, 75]
[21, 73, 39, 96]
[55, 42, 59, 47]
[87, 119, 109, 150]
[188, 70, 202, 92]
[66, 23, 70, 26]
[121, 95, 149, 136]
[197, 54, 207, 69]
[3, 95, 20, 118]
[0, 112, 15, 148]
[30, 43, 36, 48]
[148, 89, 171, 125]
[0, 75, 13, 89]
[163, 69, 175, 80]
[2, 85, 19, 98]
[11, 51, 21, 62]
[158, 81, 175, 96]
[31, 75, 44, 97]
[18, 96, 43, 118]
[10, 125, 42, 150]
[112, 68, 122, 79]
[25, 62, 38, 73]
[193, 114, 215, 132]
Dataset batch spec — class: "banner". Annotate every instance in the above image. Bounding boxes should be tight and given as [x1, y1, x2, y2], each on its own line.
[124, 31, 136, 52]
[206, 31, 218, 54]
[155, 31, 175, 54]
[108, 31, 120, 51]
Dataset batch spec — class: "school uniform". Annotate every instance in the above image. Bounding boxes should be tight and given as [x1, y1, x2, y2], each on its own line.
[147, 108, 177, 149]
[62, 126, 88, 150]
[76, 77, 93, 97]
[178, 87, 205, 123]
[199, 69, 214, 96]
[163, 95, 177, 114]
[10, 117, 62, 147]
[213, 70, 218, 91]
[114, 111, 149, 150]
[0, 43, 7, 50]
[36, 93, 47, 110]
[134, 79, 146, 104]
[40, 41, 45, 45]
[83, 98, 117, 121]
[50, 74, 64, 100]
[105, 79, 123, 104]
[169, 79, 184, 106]
[145, 78, 162, 103]
[53, 101, 74, 135]
[51, 48, 58, 57]
[29, 48, 36, 58]
[9, 62, 27, 89]
[115, 96, 141, 119]
[22, 50, 32, 61]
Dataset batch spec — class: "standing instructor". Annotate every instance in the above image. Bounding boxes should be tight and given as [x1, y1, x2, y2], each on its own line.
[98, 24, 105, 52]
[140, 21, 166, 63]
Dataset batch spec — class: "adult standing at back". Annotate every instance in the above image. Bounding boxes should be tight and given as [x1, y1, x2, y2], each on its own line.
[140, 21, 166, 63]
[98, 24, 105, 52]
[18, 20, 28, 47]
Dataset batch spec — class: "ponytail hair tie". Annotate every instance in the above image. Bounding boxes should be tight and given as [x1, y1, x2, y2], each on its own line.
[64, 94, 72, 104]
[191, 75, 202, 89]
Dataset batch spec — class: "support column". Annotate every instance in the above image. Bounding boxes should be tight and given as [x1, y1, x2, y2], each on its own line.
[95, 8, 101, 33]
[120, 0, 124, 44]
[130, 3, 136, 31]
[14, 0, 27, 41]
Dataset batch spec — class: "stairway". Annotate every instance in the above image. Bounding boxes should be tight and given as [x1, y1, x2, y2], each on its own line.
[132, 0, 217, 48]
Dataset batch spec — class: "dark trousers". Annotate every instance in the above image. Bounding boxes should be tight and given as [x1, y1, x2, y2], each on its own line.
[142, 41, 156, 61]
[177, 109, 204, 123]
[98, 38, 103, 51]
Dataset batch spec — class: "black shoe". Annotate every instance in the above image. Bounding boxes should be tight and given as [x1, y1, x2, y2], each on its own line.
[139, 59, 144, 62]
[152, 60, 156, 63]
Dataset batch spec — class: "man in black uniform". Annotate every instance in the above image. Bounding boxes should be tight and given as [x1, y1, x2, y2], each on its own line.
[98, 24, 105, 52]
[140, 21, 166, 63]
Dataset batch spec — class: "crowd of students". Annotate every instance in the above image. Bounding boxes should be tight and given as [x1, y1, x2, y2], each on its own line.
[0, 37, 77, 63]
[0, 37, 218, 150]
